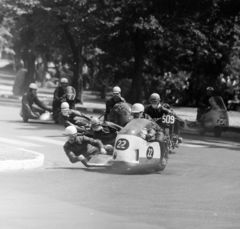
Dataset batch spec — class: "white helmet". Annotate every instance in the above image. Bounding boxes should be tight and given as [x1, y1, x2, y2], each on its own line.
[113, 86, 121, 94]
[29, 83, 38, 90]
[61, 102, 69, 116]
[64, 126, 77, 136]
[61, 102, 69, 109]
[60, 78, 68, 83]
[90, 117, 100, 127]
[132, 103, 144, 113]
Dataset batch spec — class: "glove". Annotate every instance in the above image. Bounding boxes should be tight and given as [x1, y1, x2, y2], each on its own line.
[100, 148, 107, 154]
[78, 155, 87, 162]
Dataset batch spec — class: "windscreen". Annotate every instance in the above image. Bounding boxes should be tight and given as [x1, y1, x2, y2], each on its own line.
[119, 119, 153, 138]
[209, 96, 227, 110]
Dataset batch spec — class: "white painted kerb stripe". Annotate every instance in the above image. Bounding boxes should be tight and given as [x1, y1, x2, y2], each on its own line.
[0, 148, 44, 171]
[0, 137, 41, 147]
[19, 136, 64, 146]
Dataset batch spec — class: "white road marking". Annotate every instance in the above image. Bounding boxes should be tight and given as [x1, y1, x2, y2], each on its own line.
[0, 137, 41, 147]
[19, 136, 64, 146]
[183, 139, 240, 148]
[181, 143, 206, 148]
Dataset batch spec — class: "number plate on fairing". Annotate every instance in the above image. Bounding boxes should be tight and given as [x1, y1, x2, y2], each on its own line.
[115, 138, 130, 150]
[217, 118, 227, 125]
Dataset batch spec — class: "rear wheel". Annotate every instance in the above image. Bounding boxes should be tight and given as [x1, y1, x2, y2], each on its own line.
[214, 127, 222, 137]
[236, 105, 240, 112]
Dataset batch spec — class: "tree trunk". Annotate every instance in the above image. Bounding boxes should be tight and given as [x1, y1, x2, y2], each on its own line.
[62, 23, 83, 104]
[22, 51, 36, 93]
[129, 29, 145, 104]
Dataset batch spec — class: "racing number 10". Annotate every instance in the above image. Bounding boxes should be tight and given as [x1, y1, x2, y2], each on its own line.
[162, 115, 175, 124]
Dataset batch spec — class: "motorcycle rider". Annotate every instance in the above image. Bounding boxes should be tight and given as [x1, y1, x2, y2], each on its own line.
[63, 126, 114, 166]
[196, 87, 215, 122]
[21, 83, 52, 121]
[144, 93, 182, 145]
[52, 78, 69, 122]
[131, 103, 167, 166]
[90, 117, 121, 145]
[105, 86, 126, 121]
[58, 102, 89, 134]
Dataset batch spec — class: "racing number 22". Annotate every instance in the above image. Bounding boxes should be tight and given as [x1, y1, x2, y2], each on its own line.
[116, 139, 129, 150]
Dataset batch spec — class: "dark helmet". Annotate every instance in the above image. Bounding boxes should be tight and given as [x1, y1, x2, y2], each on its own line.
[149, 93, 161, 103]
[206, 87, 214, 95]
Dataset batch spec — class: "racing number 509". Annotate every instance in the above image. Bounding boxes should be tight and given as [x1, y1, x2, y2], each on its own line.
[116, 139, 129, 150]
[162, 115, 175, 124]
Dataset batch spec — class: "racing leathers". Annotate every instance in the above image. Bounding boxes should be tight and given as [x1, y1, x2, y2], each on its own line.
[21, 91, 52, 119]
[105, 96, 126, 121]
[144, 104, 182, 147]
[58, 109, 89, 133]
[144, 104, 172, 129]
[196, 95, 212, 122]
[52, 86, 76, 120]
[138, 113, 167, 161]
[92, 122, 121, 145]
[63, 135, 113, 166]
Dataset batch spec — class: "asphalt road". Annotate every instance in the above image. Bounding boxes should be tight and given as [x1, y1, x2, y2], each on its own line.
[0, 105, 240, 229]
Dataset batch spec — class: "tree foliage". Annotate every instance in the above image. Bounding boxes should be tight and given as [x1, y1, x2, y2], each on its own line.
[1, 0, 240, 103]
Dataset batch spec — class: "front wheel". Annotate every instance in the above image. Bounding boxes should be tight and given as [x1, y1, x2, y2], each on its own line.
[23, 117, 28, 122]
[214, 127, 222, 137]
[156, 144, 169, 172]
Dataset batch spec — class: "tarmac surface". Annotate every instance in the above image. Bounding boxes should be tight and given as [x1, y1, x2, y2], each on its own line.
[0, 61, 239, 171]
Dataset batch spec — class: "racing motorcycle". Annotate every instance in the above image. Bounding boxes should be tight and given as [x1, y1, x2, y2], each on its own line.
[153, 103, 182, 154]
[155, 113, 180, 154]
[72, 115, 122, 146]
[86, 119, 169, 173]
[180, 96, 229, 137]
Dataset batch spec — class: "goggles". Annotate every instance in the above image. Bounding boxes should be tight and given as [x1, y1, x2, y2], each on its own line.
[132, 112, 142, 118]
[65, 134, 77, 142]
[151, 103, 160, 109]
[113, 92, 120, 96]
[61, 109, 69, 116]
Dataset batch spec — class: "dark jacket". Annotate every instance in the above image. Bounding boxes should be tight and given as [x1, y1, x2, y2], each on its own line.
[63, 135, 104, 158]
[53, 86, 66, 102]
[58, 109, 89, 132]
[22, 91, 52, 116]
[92, 122, 120, 145]
[144, 104, 171, 122]
[105, 97, 126, 116]
[198, 95, 212, 109]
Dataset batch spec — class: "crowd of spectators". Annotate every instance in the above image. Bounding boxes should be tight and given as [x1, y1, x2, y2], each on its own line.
[216, 74, 240, 106]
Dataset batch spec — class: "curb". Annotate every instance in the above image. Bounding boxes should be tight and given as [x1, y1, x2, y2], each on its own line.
[0, 147, 44, 171]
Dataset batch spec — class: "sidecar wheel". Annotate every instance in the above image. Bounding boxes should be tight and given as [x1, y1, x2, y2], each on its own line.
[214, 127, 222, 137]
